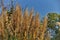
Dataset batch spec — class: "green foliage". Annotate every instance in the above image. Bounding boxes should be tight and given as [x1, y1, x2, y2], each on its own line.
[58, 14, 60, 22]
[47, 13, 58, 29]
[47, 13, 60, 40]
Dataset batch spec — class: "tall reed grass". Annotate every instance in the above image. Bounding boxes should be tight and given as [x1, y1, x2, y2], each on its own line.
[0, 4, 48, 40]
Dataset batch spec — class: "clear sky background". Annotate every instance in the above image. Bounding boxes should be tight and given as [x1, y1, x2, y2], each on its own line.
[0, 0, 60, 18]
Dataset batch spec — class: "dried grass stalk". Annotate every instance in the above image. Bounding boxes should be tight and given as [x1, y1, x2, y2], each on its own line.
[0, 4, 48, 40]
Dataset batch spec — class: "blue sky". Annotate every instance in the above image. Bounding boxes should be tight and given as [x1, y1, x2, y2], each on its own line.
[0, 0, 60, 18]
